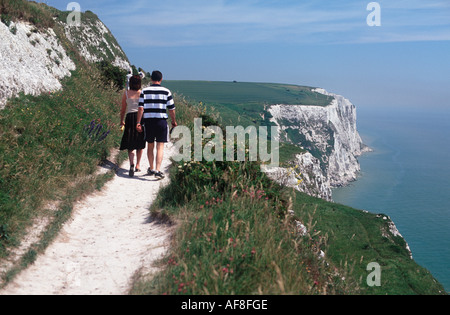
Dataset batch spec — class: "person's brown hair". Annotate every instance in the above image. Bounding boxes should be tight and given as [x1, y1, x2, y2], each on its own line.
[129, 75, 142, 91]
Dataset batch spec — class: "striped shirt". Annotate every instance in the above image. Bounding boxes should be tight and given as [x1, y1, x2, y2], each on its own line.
[139, 84, 175, 119]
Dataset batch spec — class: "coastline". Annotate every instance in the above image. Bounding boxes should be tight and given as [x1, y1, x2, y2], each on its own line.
[333, 105, 450, 292]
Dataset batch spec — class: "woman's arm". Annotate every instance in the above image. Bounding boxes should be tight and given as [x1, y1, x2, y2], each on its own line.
[120, 92, 127, 126]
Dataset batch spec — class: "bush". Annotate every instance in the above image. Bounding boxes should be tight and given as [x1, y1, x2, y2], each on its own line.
[96, 61, 127, 91]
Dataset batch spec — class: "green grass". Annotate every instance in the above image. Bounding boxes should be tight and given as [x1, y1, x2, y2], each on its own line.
[131, 155, 446, 295]
[0, 2, 132, 279]
[0, 66, 123, 268]
[133, 160, 351, 295]
[293, 193, 446, 295]
[130, 98, 446, 295]
[0, 0, 55, 29]
[0, 4, 128, 280]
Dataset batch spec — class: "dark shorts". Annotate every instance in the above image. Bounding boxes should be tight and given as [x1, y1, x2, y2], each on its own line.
[143, 118, 169, 143]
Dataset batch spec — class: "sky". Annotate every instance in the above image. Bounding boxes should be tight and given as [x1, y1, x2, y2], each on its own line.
[42, 0, 450, 111]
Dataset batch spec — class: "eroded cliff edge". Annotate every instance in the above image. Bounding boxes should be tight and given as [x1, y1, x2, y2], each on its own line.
[266, 88, 371, 201]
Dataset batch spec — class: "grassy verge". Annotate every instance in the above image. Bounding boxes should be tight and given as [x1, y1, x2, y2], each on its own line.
[132, 160, 352, 295]
[0, 65, 124, 284]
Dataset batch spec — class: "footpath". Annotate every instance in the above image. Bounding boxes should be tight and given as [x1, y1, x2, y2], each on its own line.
[0, 144, 175, 295]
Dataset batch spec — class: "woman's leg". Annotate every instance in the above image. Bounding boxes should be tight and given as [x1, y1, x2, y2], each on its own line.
[128, 150, 136, 177]
[136, 149, 143, 171]
[128, 150, 135, 167]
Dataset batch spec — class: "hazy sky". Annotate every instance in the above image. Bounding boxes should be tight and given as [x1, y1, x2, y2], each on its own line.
[43, 0, 450, 110]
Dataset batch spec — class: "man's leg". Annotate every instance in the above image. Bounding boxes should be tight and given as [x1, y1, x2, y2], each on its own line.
[155, 142, 165, 172]
[136, 149, 143, 171]
[147, 142, 155, 171]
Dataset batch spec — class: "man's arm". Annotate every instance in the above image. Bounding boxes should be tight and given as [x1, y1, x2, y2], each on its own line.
[169, 109, 177, 128]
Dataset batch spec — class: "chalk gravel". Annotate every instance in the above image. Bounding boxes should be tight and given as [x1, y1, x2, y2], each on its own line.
[1, 144, 175, 295]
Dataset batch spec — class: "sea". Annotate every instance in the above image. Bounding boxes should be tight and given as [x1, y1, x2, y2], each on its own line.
[332, 104, 450, 293]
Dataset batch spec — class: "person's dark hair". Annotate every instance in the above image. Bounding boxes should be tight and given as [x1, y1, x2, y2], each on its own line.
[151, 71, 163, 82]
[129, 75, 142, 91]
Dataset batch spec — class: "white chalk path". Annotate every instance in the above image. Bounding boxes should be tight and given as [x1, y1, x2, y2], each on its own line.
[0, 144, 175, 295]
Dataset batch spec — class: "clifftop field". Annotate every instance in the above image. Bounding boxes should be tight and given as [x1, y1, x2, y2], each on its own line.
[164, 80, 333, 128]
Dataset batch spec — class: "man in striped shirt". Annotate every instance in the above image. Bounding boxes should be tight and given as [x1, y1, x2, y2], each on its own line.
[136, 71, 177, 179]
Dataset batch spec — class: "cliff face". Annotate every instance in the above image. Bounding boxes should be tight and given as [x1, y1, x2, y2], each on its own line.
[0, 21, 75, 109]
[268, 88, 370, 200]
[0, 10, 130, 110]
[63, 11, 130, 70]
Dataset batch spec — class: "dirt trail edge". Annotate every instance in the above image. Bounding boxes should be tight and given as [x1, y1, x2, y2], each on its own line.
[1, 143, 175, 295]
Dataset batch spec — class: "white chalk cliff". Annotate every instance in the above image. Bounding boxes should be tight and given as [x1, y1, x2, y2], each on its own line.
[0, 21, 75, 109]
[0, 12, 130, 110]
[268, 88, 370, 201]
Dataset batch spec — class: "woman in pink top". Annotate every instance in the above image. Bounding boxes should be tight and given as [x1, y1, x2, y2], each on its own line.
[120, 75, 146, 177]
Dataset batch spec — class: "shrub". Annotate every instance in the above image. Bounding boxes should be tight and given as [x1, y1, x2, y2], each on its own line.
[96, 61, 127, 91]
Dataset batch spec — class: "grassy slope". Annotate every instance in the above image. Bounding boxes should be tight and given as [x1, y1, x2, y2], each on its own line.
[131, 96, 446, 295]
[294, 192, 445, 295]
[0, 2, 125, 284]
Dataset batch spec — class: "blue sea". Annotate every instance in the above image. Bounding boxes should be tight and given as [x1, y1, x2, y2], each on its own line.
[332, 105, 450, 293]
